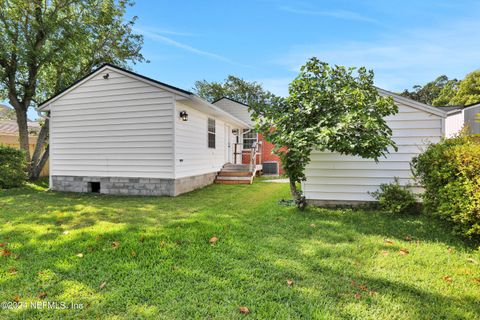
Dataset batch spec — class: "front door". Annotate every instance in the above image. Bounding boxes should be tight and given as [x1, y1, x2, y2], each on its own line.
[224, 125, 232, 163]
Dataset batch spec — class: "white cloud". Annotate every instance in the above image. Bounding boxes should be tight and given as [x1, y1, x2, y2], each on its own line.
[271, 19, 480, 91]
[135, 27, 252, 68]
[279, 5, 378, 23]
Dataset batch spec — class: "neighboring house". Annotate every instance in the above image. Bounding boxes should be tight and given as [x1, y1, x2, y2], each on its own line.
[213, 97, 284, 175]
[0, 118, 49, 176]
[443, 103, 480, 137]
[37, 64, 251, 196]
[302, 89, 447, 205]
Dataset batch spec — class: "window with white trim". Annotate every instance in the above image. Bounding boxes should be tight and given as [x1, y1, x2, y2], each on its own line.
[208, 118, 216, 149]
[242, 129, 257, 149]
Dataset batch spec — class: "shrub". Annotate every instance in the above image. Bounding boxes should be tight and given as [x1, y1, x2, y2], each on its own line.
[0, 146, 27, 189]
[412, 135, 480, 240]
[370, 178, 418, 215]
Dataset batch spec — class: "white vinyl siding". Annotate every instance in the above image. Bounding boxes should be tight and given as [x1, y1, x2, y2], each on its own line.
[212, 98, 253, 125]
[175, 102, 233, 178]
[303, 102, 443, 202]
[49, 68, 175, 179]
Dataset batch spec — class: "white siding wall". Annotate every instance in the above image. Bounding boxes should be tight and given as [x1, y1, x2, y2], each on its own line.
[445, 111, 464, 138]
[303, 102, 443, 202]
[174, 101, 231, 178]
[50, 68, 175, 179]
[213, 98, 253, 125]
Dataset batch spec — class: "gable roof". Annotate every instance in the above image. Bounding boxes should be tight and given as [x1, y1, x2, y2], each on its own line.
[212, 96, 249, 107]
[37, 63, 192, 111]
[376, 88, 447, 118]
[0, 120, 40, 135]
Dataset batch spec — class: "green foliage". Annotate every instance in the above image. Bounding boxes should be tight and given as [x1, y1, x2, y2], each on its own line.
[449, 70, 480, 106]
[193, 75, 272, 104]
[401, 75, 459, 106]
[0, 146, 27, 188]
[370, 178, 418, 215]
[249, 57, 398, 205]
[412, 135, 480, 240]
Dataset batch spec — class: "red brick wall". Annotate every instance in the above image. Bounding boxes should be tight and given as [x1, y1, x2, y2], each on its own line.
[242, 133, 283, 175]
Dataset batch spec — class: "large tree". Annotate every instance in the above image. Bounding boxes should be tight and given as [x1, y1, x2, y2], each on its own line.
[401, 75, 459, 106]
[249, 58, 398, 208]
[193, 75, 272, 105]
[0, 0, 145, 179]
[449, 70, 480, 106]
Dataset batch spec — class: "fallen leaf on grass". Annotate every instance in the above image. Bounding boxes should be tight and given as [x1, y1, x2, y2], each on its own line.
[447, 247, 455, 254]
[0, 243, 6, 247]
[76, 253, 84, 258]
[239, 306, 250, 314]
[358, 285, 368, 291]
[99, 282, 107, 289]
[381, 250, 389, 256]
[467, 258, 477, 264]
[369, 290, 378, 296]
[38, 292, 47, 299]
[0, 249, 12, 257]
[384, 239, 394, 245]
[473, 278, 480, 284]
[62, 231, 69, 235]
[399, 248, 409, 255]
[405, 235, 413, 241]
[354, 293, 361, 299]
[310, 223, 316, 228]
[111, 241, 120, 249]
[13, 295, 20, 302]
[209, 237, 219, 245]
[286, 279, 294, 286]
[130, 251, 137, 257]
[442, 275, 453, 283]
[8, 267, 17, 275]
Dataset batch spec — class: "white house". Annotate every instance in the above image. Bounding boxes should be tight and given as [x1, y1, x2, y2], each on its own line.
[37, 64, 252, 196]
[444, 103, 480, 137]
[302, 89, 448, 205]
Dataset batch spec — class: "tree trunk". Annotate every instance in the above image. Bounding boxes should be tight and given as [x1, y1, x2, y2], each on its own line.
[13, 106, 31, 163]
[29, 118, 49, 180]
[29, 145, 49, 181]
[289, 178, 307, 210]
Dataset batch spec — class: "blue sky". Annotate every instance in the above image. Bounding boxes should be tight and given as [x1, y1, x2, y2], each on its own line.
[27, 0, 480, 119]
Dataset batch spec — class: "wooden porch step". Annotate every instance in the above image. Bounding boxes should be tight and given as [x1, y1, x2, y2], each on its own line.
[218, 171, 252, 177]
[215, 163, 255, 184]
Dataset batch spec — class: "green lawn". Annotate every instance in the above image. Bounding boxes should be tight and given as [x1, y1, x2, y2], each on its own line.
[0, 181, 479, 319]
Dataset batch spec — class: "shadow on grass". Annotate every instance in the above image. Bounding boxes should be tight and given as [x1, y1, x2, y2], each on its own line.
[0, 183, 478, 319]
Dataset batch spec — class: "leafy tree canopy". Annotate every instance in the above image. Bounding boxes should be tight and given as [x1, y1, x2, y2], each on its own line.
[449, 70, 480, 106]
[401, 75, 459, 106]
[193, 75, 272, 105]
[249, 57, 398, 208]
[401, 69, 480, 107]
[0, 0, 145, 179]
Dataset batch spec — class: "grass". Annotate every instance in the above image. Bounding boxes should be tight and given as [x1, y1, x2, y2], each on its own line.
[0, 180, 479, 319]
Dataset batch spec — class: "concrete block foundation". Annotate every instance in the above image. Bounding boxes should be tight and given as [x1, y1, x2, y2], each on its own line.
[51, 172, 217, 196]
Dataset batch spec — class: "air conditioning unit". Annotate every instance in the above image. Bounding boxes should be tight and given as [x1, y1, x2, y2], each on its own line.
[262, 161, 279, 175]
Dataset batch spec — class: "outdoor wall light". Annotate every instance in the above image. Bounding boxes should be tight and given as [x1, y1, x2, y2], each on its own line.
[103, 73, 110, 79]
[232, 129, 239, 135]
[179, 110, 188, 121]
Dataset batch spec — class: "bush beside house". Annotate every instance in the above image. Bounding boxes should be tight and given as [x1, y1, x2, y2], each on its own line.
[0, 146, 27, 189]
[412, 135, 480, 241]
